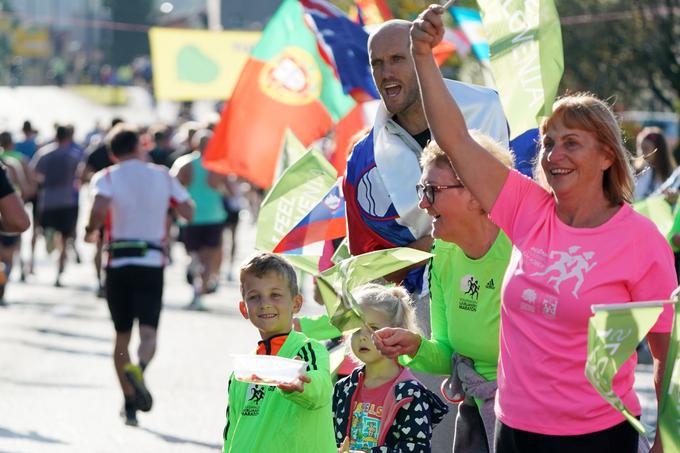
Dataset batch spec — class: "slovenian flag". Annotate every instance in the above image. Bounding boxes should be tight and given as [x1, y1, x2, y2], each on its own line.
[273, 177, 346, 256]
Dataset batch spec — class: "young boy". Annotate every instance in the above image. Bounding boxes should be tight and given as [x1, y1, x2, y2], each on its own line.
[223, 252, 336, 453]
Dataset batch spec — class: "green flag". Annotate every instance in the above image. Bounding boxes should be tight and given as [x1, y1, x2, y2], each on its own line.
[317, 248, 433, 331]
[255, 148, 337, 274]
[477, 0, 564, 138]
[274, 129, 308, 181]
[659, 300, 680, 451]
[331, 237, 351, 265]
[585, 301, 666, 433]
[633, 195, 674, 237]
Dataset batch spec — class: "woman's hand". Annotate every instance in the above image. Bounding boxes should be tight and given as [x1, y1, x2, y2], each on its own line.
[372, 327, 422, 359]
[411, 4, 446, 57]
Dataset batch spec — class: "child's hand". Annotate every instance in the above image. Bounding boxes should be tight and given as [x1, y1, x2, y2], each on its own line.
[278, 374, 311, 393]
[338, 437, 350, 452]
[373, 327, 421, 358]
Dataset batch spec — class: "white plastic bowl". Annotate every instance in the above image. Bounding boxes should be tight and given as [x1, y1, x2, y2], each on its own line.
[232, 354, 307, 386]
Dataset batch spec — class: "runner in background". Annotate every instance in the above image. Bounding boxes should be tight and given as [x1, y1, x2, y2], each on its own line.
[84, 124, 193, 426]
[30, 124, 84, 287]
[15, 120, 39, 159]
[0, 132, 35, 292]
[171, 129, 228, 309]
[81, 118, 123, 297]
[221, 175, 242, 282]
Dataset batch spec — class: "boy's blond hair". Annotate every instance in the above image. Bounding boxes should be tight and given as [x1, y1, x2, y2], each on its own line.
[239, 252, 299, 298]
[420, 130, 514, 171]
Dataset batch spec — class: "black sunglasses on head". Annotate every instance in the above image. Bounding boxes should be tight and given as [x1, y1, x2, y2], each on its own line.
[416, 183, 464, 204]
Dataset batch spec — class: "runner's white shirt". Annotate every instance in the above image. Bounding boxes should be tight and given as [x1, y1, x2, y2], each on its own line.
[91, 159, 190, 268]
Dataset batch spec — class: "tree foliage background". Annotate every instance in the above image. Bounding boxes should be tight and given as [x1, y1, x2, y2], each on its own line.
[558, 0, 679, 112]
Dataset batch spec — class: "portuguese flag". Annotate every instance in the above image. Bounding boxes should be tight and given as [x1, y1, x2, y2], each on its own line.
[203, 0, 356, 189]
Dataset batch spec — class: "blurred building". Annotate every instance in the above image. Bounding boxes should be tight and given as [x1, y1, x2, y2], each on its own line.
[221, 0, 281, 30]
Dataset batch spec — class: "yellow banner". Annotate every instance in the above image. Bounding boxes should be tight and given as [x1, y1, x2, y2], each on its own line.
[148, 27, 261, 101]
[13, 27, 51, 58]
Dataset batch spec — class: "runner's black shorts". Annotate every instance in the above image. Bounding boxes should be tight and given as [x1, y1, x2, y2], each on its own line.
[0, 233, 20, 247]
[106, 265, 164, 332]
[180, 223, 224, 252]
[223, 199, 241, 228]
[39, 206, 79, 237]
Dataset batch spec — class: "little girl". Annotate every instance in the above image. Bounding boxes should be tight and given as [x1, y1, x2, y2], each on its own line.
[333, 283, 448, 452]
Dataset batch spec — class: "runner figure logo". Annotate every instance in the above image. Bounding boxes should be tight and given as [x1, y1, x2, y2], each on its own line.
[530, 246, 597, 298]
[248, 386, 266, 403]
[461, 275, 480, 300]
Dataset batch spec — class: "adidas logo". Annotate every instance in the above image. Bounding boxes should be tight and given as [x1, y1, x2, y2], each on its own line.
[485, 279, 495, 290]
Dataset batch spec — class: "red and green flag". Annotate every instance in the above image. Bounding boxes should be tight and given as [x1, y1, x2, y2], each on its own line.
[203, 0, 356, 189]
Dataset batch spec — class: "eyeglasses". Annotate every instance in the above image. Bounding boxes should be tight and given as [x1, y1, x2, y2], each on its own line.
[416, 183, 464, 204]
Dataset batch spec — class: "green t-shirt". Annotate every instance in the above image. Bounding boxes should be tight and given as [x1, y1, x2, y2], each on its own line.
[223, 330, 336, 453]
[403, 231, 511, 381]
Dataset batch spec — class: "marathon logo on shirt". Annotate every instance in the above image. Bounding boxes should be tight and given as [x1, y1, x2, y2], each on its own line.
[527, 246, 597, 299]
[241, 384, 274, 417]
[520, 245, 599, 320]
[459, 274, 480, 311]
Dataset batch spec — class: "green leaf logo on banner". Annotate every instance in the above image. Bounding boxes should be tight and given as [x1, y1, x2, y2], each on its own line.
[585, 301, 666, 433]
[177, 45, 220, 83]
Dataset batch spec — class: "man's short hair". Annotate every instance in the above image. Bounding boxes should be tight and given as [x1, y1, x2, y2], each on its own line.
[150, 125, 170, 143]
[239, 252, 299, 298]
[56, 124, 74, 142]
[107, 124, 139, 158]
[0, 132, 12, 149]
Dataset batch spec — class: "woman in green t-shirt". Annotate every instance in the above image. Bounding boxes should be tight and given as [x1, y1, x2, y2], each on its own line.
[374, 131, 514, 452]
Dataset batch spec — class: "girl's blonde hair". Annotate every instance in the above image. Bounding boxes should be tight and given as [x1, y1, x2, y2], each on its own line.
[535, 92, 635, 205]
[353, 283, 419, 332]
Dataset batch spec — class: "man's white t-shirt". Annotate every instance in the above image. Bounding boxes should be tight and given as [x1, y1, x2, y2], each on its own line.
[91, 159, 190, 268]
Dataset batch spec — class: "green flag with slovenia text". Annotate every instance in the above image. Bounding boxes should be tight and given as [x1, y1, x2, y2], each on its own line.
[659, 300, 680, 451]
[255, 147, 337, 275]
[585, 301, 665, 434]
[317, 248, 433, 332]
[477, 0, 564, 139]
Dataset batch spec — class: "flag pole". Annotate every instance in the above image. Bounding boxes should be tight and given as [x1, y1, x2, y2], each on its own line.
[591, 299, 676, 313]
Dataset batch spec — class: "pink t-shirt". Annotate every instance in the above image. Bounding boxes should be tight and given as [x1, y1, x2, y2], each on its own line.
[489, 170, 676, 435]
[349, 378, 394, 450]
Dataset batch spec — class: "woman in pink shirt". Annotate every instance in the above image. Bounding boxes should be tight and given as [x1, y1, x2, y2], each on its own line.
[395, 5, 677, 453]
